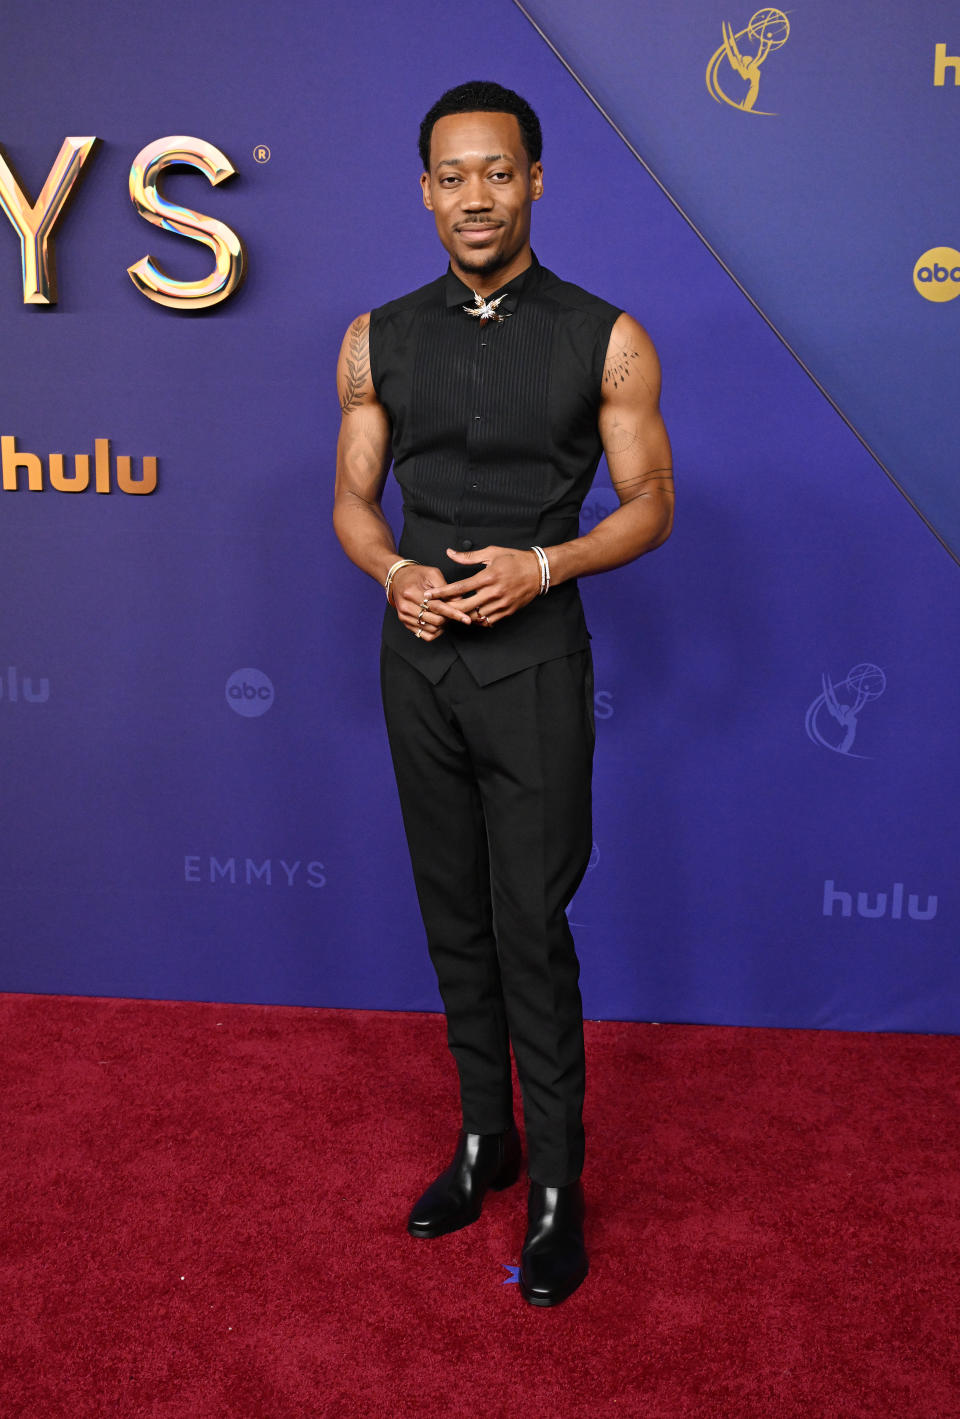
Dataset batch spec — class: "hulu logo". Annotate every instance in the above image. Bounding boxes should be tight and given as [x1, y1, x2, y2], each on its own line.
[0, 666, 49, 703]
[822, 880, 938, 921]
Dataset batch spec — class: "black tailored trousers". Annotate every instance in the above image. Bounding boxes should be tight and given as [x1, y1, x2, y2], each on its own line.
[380, 643, 595, 1187]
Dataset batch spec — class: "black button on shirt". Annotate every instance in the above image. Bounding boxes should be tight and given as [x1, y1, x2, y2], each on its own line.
[369, 253, 622, 532]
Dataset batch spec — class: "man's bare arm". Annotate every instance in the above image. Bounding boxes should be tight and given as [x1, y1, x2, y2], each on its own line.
[545, 311, 674, 583]
[333, 314, 397, 583]
[332, 314, 471, 639]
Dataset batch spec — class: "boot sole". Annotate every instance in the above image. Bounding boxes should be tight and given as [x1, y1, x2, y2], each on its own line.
[519, 1258, 589, 1307]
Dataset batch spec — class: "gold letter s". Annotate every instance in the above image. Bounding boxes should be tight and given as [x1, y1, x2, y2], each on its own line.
[0, 137, 96, 304]
[127, 136, 245, 310]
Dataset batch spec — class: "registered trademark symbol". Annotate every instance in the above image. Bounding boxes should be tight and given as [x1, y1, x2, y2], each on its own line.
[253, 144, 271, 164]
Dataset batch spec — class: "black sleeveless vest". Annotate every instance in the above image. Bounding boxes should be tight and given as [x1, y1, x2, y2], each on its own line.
[370, 253, 621, 686]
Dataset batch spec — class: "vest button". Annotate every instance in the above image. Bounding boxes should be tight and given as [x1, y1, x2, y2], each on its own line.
[460, 538, 473, 551]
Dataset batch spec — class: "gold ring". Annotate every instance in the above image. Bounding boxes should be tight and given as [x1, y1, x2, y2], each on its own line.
[415, 628, 423, 639]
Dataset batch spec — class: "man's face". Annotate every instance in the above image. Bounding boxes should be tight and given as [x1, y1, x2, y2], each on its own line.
[420, 111, 543, 282]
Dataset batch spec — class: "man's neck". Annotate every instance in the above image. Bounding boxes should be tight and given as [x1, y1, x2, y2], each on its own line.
[449, 246, 533, 297]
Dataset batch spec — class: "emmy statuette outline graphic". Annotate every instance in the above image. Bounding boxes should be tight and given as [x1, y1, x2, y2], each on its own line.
[706, 8, 791, 115]
[805, 663, 887, 758]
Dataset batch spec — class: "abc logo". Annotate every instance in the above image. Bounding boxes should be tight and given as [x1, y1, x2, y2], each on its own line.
[913, 246, 960, 302]
[225, 667, 275, 717]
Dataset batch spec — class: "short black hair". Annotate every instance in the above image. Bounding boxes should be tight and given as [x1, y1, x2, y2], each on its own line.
[418, 81, 543, 171]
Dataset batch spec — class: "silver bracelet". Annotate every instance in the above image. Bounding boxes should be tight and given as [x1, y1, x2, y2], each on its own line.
[530, 545, 550, 596]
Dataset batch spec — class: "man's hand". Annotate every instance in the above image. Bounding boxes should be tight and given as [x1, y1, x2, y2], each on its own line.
[427, 546, 542, 628]
[391, 563, 473, 641]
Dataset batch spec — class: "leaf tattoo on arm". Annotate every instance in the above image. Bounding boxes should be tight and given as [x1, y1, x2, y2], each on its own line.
[340, 315, 370, 413]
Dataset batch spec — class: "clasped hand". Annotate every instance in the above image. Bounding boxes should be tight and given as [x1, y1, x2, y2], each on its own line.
[391, 546, 542, 642]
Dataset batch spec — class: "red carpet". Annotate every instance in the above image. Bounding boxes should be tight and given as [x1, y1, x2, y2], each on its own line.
[1, 993, 958, 1417]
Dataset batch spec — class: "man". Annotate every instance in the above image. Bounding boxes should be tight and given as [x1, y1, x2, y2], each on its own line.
[333, 81, 673, 1307]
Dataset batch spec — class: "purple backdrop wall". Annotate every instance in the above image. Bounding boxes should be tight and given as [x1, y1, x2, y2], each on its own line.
[2, 0, 957, 1030]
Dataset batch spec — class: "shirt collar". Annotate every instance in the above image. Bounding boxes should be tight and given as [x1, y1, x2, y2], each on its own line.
[444, 250, 540, 314]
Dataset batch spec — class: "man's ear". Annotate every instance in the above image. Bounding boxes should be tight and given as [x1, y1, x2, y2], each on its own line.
[529, 162, 544, 202]
[420, 171, 434, 211]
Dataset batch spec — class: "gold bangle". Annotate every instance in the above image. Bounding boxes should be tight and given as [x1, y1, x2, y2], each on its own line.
[384, 558, 420, 606]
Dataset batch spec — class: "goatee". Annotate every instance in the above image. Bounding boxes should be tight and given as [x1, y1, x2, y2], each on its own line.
[456, 251, 509, 278]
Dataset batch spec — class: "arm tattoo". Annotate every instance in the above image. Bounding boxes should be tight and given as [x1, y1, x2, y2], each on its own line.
[614, 465, 675, 502]
[603, 339, 657, 397]
[606, 415, 639, 454]
[343, 415, 387, 482]
[339, 315, 370, 413]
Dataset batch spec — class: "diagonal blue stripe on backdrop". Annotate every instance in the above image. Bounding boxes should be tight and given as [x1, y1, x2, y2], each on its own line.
[514, 0, 960, 563]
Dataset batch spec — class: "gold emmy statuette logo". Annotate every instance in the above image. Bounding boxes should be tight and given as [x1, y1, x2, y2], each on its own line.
[706, 8, 791, 115]
[913, 247, 960, 302]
